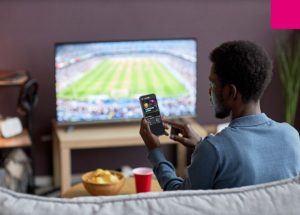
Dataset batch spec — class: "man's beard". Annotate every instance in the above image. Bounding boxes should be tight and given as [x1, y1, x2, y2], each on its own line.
[211, 92, 231, 119]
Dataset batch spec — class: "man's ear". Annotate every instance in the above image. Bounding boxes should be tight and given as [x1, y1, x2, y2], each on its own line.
[230, 84, 238, 100]
[224, 84, 238, 100]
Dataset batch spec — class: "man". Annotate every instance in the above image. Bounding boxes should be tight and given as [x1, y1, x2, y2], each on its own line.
[139, 41, 300, 190]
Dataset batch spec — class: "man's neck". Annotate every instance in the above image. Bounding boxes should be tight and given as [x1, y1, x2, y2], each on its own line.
[231, 100, 261, 120]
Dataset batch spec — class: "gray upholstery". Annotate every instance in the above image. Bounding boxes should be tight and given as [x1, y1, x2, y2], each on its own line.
[1, 175, 300, 215]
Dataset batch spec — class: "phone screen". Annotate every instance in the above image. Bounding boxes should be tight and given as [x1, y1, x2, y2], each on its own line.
[140, 94, 165, 136]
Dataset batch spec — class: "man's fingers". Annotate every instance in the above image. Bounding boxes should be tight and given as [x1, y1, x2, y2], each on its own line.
[140, 118, 151, 134]
[143, 118, 152, 134]
[163, 119, 185, 129]
[140, 118, 146, 128]
[170, 135, 195, 148]
[170, 134, 188, 144]
[139, 118, 145, 134]
[163, 122, 169, 130]
[163, 123, 169, 136]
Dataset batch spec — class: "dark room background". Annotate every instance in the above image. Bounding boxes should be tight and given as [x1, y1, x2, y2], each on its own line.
[0, 0, 297, 176]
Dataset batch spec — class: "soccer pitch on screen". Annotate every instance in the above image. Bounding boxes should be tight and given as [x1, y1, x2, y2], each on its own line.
[57, 57, 188, 100]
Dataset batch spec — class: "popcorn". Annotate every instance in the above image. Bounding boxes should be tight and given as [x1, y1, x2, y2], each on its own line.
[88, 169, 120, 184]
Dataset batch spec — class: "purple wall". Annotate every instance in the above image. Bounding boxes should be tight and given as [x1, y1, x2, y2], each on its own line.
[0, 1, 294, 175]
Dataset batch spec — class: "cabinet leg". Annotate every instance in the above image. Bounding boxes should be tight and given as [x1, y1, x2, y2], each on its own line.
[52, 131, 60, 187]
[60, 148, 71, 195]
[176, 143, 187, 177]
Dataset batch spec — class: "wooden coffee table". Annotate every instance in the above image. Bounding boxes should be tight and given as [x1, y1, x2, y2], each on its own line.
[62, 177, 162, 198]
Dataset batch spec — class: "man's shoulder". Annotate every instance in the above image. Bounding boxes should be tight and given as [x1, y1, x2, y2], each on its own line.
[204, 127, 233, 147]
[268, 119, 299, 136]
[205, 119, 299, 146]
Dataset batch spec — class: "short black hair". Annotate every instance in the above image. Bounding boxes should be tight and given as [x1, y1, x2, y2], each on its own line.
[209, 41, 273, 102]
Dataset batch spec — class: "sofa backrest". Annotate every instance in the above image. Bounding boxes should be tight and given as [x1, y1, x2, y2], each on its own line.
[1, 175, 300, 215]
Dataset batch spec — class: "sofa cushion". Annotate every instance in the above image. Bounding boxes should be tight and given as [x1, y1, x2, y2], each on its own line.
[1, 175, 300, 215]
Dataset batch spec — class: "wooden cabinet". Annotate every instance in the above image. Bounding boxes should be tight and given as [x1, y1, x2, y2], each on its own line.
[0, 70, 30, 148]
[52, 118, 208, 193]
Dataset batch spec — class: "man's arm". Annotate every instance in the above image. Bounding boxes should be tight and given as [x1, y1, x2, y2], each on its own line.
[148, 148, 189, 190]
[148, 139, 219, 190]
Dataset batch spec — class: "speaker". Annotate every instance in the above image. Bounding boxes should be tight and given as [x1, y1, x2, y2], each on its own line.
[17, 79, 38, 115]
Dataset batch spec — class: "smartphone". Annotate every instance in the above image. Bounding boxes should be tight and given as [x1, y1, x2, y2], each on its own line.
[139, 94, 165, 136]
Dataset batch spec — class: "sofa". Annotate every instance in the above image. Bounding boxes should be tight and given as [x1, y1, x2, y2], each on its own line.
[1, 175, 300, 215]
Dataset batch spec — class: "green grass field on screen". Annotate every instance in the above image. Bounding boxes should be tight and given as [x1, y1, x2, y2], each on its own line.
[57, 58, 188, 100]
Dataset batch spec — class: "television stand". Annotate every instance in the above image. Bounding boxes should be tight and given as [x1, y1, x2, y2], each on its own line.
[65, 125, 75, 133]
[52, 118, 208, 193]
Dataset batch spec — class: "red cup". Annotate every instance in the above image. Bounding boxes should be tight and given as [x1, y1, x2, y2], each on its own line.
[133, 167, 153, 193]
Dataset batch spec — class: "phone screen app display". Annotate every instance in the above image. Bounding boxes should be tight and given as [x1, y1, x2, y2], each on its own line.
[142, 98, 162, 125]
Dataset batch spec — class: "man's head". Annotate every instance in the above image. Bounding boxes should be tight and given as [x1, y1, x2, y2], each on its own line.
[209, 41, 273, 119]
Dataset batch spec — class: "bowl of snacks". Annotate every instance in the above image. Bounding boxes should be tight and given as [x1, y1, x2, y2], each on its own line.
[82, 169, 125, 196]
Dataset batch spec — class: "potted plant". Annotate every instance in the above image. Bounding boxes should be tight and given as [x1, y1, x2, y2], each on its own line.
[277, 33, 300, 125]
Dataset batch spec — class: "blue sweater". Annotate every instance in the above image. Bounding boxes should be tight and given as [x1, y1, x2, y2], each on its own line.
[148, 113, 300, 190]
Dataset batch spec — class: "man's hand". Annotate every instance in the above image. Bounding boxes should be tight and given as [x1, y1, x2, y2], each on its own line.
[163, 119, 202, 149]
[139, 118, 169, 151]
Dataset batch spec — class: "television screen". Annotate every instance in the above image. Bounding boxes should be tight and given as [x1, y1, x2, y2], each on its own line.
[55, 39, 197, 124]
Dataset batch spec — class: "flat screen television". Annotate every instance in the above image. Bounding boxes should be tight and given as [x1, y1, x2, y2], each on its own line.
[55, 38, 197, 124]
